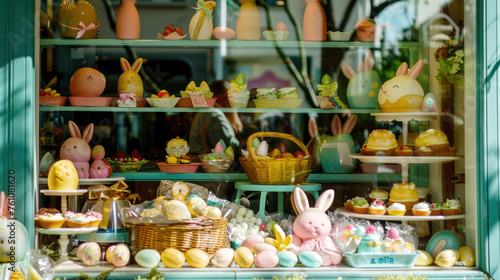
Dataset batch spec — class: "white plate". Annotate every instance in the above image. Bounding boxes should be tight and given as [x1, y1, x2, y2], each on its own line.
[39, 176, 126, 186]
[349, 154, 462, 164]
[40, 189, 87, 196]
[336, 208, 465, 221]
[36, 227, 98, 235]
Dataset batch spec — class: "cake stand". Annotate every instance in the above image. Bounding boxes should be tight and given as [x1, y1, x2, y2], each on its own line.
[39, 176, 126, 186]
[36, 227, 98, 265]
[40, 189, 88, 213]
[336, 208, 465, 225]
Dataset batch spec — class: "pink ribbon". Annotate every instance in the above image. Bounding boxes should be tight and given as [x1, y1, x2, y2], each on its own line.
[76, 21, 96, 39]
[120, 92, 137, 103]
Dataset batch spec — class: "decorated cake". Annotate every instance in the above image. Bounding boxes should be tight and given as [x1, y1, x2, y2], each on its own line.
[388, 183, 419, 214]
[415, 129, 457, 156]
[361, 130, 398, 156]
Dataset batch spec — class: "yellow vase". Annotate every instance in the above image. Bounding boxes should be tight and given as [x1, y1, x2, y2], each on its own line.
[236, 0, 261, 40]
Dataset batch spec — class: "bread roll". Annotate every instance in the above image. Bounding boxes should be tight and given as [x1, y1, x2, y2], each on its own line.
[187, 197, 208, 217]
[161, 200, 192, 220]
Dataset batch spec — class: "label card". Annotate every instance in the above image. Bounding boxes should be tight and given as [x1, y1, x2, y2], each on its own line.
[316, 96, 337, 108]
[190, 92, 208, 107]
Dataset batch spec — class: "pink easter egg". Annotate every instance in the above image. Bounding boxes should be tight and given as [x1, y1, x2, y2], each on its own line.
[76, 243, 87, 261]
[251, 242, 277, 254]
[254, 251, 279, 268]
[241, 234, 265, 249]
[82, 242, 101, 266]
[214, 142, 225, 153]
[386, 227, 400, 240]
[366, 225, 377, 234]
[213, 27, 236, 40]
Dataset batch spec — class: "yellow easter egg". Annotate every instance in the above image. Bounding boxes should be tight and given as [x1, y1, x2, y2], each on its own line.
[185, 249, 210, 268]
[415, 250, 433, 266]
[459, 246, 475, 267]
[48, 160, 79, 190]
[161, 248, 185, 268]
[434, 249, 460, 267]
[234, 246, 254, 268]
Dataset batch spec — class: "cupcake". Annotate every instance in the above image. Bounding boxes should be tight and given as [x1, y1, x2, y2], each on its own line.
[368, 200, 386, 215]
[442, 199, 461, 215]
[395, 145, 413, 156]
[352, 197, 369, 214]
[65, 212, 90, 228]
[38, 213, 66, 229]
[387, 203, 406, 216]
[430, 203, 443, 215]
[344, 199, 354, 211]
[368, 189, 388, 203]
[35, 208, 60, 228]
[277, 87, 299, 99]
[86, 211, 103, 227]
[412, 202, 431, 216]
[256, 88, 278, 99]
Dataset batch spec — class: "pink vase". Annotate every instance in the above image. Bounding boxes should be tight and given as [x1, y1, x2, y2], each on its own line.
[303, 0, 327, 41]
[116, 0, 140, 39]
[236, 0, 261, 40]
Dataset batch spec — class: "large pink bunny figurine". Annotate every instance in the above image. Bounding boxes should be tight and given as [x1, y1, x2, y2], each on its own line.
[89, 145, 111, 179]
[290, 186, 342, 266]
[60, 121, 94, 179]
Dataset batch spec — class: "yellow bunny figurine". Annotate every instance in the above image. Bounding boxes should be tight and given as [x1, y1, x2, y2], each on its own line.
[118, 57, 144, 98]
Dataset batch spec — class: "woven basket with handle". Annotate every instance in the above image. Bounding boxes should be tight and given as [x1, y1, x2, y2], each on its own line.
[239, 132, 314, 185]
[132, 218, 229, 255]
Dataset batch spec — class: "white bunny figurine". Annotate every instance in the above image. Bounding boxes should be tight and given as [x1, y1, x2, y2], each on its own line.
[290, 186, 342, 266]
[60, 121, 94, 179]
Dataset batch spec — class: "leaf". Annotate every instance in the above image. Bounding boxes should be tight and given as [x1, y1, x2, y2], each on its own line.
[97, 269, 115, 280]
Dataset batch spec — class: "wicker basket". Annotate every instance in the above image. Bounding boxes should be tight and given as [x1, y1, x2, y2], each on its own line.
[239, 132, 313, 185]
[132, 218, 229, 255]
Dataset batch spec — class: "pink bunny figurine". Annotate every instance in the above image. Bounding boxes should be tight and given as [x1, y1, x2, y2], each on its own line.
[290, 186, 342, 266]
[60, 121, 94, 179]
[89, 145, 111, 179]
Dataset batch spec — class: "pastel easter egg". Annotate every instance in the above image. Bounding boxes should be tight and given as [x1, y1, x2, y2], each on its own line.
[211, 248, 234, 268]
[185, 249, 210, 268]
[254, 251, 279, 268]
[252, 138, 261, 149]
[111, 243, 130, 267]
[105, 245, 116, 263]
[135, 249, 161, 268]
[434, 249, 460, 267]
[298, 251, 323, 268]
[241, 235, 265, 249]
[459, 246, 475, 267]
[256, 141, 269, 156]
[386, 227, 400, 240]
[214, 142, 225, 153]
[251, 243, 277, 254]
[76, 243, 87, 261]
[277, 251, 298, 267]
[234, 246, 254, 268]
[161, 248, 185, 268]
[213, 27, 236, 40]
[81, 242, 101, 266]
[415, 250, 433, 266]
[420, 93, 439, 112]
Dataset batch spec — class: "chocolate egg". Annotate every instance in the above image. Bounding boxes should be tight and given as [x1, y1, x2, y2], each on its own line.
[251, 243, 277, 254]
[135, 249, 161, 268]
[277, 251, 298, 267]
[277, 141, 288, 154]
[211, 248, 235, 268]
[234, 246, 254, 268]
[213, 27, 236, 40]
[241, 235, 264, 249]
[254, 251, 279, 268]
[298, 251, 323, 268]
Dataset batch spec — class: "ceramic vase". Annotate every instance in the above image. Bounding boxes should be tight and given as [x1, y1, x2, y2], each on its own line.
[236, 0, 261, 40]
[189, 1, 216, 40]
[116, 0, 140, 39]
[303, 0, 327, 41]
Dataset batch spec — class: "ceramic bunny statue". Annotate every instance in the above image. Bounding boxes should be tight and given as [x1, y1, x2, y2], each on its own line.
[320, 114, 357, 173]
[290, 186, 342, 266]
[378, 59, 425, 112]
[60, 121, 93, 179]
[89, 145, 111, 178]
[342, 50, 382, 109]
[118, 57, 144, 98]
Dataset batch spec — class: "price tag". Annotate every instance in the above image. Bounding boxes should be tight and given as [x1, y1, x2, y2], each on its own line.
[190, 92, 208, 107]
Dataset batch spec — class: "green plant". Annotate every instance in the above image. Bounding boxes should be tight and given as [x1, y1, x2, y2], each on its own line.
[254, 274, 310, 280]
[373, 274, 429, 280]
[434, 38, 464, 85]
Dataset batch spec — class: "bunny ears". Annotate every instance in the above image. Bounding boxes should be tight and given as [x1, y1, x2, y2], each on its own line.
[120, 57, 143, 73]
[342, 50, 375, 79]
[396, 59, 424, 79]
[68, 121, 94, 144]
[331, 114, 357, 136]
[293, 186, 334, 215]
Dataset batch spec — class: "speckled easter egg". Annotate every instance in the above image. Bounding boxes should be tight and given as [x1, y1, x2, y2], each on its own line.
[81, 242, 101, 266]
[254, 251, 279, 268]
[277, 251, 298, 267]
[135, 249, 161, 268]
[105, 245, 116, 263]
[298, 251, 323, 268]
[111, 243, 130, 267]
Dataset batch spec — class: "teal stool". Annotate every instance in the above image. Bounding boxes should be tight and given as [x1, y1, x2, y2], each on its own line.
[234, 182, 322, 220]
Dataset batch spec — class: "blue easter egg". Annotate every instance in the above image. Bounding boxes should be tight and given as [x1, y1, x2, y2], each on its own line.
[277, 251, 298, 267]
[298, 251, 323, 268]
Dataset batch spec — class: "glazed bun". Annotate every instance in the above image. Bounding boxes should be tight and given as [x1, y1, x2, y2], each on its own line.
[366, 130, 398, 150]
[415, 129, 449, 147]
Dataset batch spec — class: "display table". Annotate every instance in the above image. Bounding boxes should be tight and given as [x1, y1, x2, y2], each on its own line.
[234, 182, 321, 220]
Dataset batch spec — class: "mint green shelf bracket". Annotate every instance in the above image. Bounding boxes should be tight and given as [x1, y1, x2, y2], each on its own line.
[0, 0, 35, 245]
